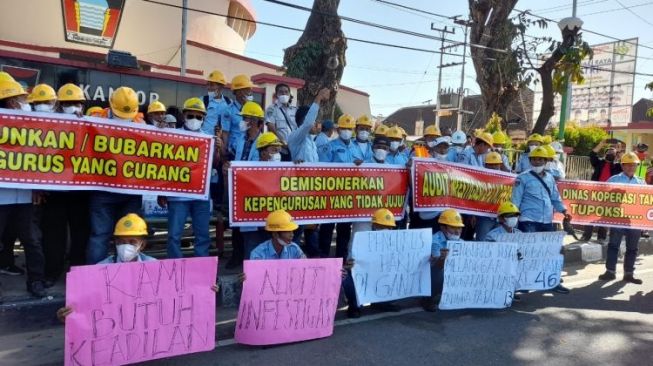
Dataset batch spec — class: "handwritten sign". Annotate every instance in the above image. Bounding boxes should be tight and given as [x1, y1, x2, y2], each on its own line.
[492, 232, 565, 291]
[439, 241, 520, 310]
[235, 258, 343, 345]
[64, 257, 218, 366]
[351, 229, 432, 306]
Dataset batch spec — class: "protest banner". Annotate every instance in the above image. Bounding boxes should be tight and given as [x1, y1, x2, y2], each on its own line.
[0, 110, 213, 199]
[64, 257, 218, 366]
[412, 159, 653, 230]
[351, 229, 432, 306]
[235, 258, 343, 345]
[228, 162, 409, 225]
[492, 232, 565, 291]
[411, 159, 514, 217]
[439, 241, 520, 310]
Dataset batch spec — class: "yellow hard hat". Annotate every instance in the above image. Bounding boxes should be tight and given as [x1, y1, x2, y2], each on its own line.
[375, 125, 389, 136]
[231, 74, 254, 90]
[356, 115, 374, 127]
[182, 97, 206, 113]
[475, 131, 494, 146]
[529, 146, 549, 159]
[485, 151, 503, 165]
[240, 101, 264, 119]
[207, 69, 227, 85]
[265, 209, 299, 232]
[424, 125, 441, 137]
[57, 83, 85, 102]
[372, 208, 396, 227]
[86, 106, 104, 116]
[542, 144, 556, 159]
[438, 209, 465, 228]
[542, 135, 553, 145]
[399, 127, 407, 137]
[147, 100, 166, 114]
[0, 71, 15, 82]
[386, 126, 403, 139]
[114, 213, 148, 236]
[338, 114, 356, 129]
[527, 133, 544, 144]
[28, 84, 57, 103]
[0, 80, 27, 100]
[497, 202, 520, 216]
[492, 131, 508, 145]
[110, 87, 139, 120]
[256, 132, 283, 149]
[621, 152, 641, 164]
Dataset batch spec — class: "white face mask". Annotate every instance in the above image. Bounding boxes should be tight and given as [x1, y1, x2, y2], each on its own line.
[504, 217, 519, 228]
[208, 91, 216, 99]
[357, 130, 370, 142]
[529, 145, 538, 152]
[278, 95, 290, 105]
[373, 148, 388, 161]
[269, 153, 282, 162]
[20, 102, 32, 112]
[185, 118, 203, 131]
[34, 104, 54, 113]
[427, 140, 438, 148]
[444, 231, 460, 241]
[276, 236, 292, 247]
[531, 165, 545, 174]
[116, 244, 139, 262]
[339, 130, 353, 141]
[239, 120, 249, 132]
[494, 147, 504, 153]
[390, 141, 401, 151]
[63, 105, 81, 115]
[246, 95, 254, 102]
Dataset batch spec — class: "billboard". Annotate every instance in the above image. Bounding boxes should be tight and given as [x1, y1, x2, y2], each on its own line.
[533, 38, 638, 128]
[61, 0, 125, 48]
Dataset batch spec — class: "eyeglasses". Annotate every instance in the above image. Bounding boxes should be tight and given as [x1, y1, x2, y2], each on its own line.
[186, 114, 204, 121]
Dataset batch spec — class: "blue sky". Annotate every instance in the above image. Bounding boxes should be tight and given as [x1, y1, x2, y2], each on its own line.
[243, 0, 653, 117]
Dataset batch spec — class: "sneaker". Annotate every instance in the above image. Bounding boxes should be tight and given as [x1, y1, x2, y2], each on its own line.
[370, 302, 401, 312]
[623, 274, 643, 285]
[552, 284, 570, 294]
[0, 265, 25, 276]
[346, 306, 361, 319]
[598, 271, 616, 281]
[27, 281, 47, 298]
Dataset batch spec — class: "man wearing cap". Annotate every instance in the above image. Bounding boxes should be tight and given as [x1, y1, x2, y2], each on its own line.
[351, 115, 374, 163]
[486, 202, 522, 241]
[516, 134, 544, 173]
[287, 88, 331, 163]
[203, 69, 231, 136]
[265, 83, 298, 145]
[249, 210, 306, 260]
[448, 130, 468, 163]
[492, 131, 512, 171]
[221, 74, 255, 157]
[512, 146, 571, 294]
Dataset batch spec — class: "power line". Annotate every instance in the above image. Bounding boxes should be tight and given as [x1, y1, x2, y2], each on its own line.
[536, 0, 609, 14]
[578, 0, 653, 17]
[612, 0, 653, 27]
[371, 0, 455, 20]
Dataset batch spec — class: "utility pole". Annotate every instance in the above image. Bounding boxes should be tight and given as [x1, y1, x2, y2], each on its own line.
[180, 0, 188, 76]
[557, 0, 579, 140]
[431, 24, 455, 130]
[453, 18, 472, 131]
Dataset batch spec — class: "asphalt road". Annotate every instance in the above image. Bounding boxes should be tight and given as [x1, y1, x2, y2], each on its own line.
[1, 256, 652, 366]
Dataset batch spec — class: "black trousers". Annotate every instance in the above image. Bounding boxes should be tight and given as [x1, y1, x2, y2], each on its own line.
[318, 222, 352, 258]
[0, 204, 45, 283]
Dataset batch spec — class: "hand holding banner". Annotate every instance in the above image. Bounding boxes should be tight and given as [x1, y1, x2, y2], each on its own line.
[64, 257, 218, 366]
[351, 229, 432, 306]
[235, 258, 343, 345]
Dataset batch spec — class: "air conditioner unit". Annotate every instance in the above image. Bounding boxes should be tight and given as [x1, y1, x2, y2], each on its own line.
[106, 50, 138, 69]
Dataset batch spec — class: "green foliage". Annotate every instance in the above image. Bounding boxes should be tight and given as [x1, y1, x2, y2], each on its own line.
[552, 41, 593, 95]
[551, 122, 609, 156]
[483, 112, 503, 133]
[647, 82, 653, 118]
[284, 41, 324, 78]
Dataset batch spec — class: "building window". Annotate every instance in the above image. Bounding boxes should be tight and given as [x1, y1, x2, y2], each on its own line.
[226, 1, 256, 40]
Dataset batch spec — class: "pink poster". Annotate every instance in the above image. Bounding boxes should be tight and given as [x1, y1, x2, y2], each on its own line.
[235, 258, 343, 345]
[64, 257, 218, 366]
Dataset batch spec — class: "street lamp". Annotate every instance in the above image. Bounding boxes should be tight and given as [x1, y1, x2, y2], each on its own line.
[556, 16, 583, 141]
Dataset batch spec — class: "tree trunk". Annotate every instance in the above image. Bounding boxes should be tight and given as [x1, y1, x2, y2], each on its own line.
[532, 28, 579, 134]
[283, 0, 346, 121]
[468, 0, 518, 128]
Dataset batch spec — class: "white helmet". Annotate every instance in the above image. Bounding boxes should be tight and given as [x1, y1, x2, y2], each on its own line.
[451, 131, 467, 145]
[435, 136, 451, 146]
[551, 141, 564, 153]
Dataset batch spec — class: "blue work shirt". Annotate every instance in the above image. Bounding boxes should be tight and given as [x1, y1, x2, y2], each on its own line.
[316, 132, 332, 162]
[385, 151, 410, 166]
[97, 253, 157, 264]
[607, 172, 645, 185]
[0, 188, 32, 205]
[288, 103, 319, 162]
[462, 149, 487, 167]
[512, 170, 566, 224]
[249, 240, 306, 260]
[326, 138, 356, 163]
[234, 132, 261, 162]
[485, 225, 522, 242]
[221, 100, 245, 155]
[202, 95, 229, 135]
[516, 153, 531, 173]
[431, 231, 448, 257]
[351, 139, 374, 163]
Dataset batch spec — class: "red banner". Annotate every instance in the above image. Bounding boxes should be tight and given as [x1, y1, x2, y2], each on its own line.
[412, 159, 653, 230]
[228, 162, 409, 225]
[0, 110, 213, 199]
